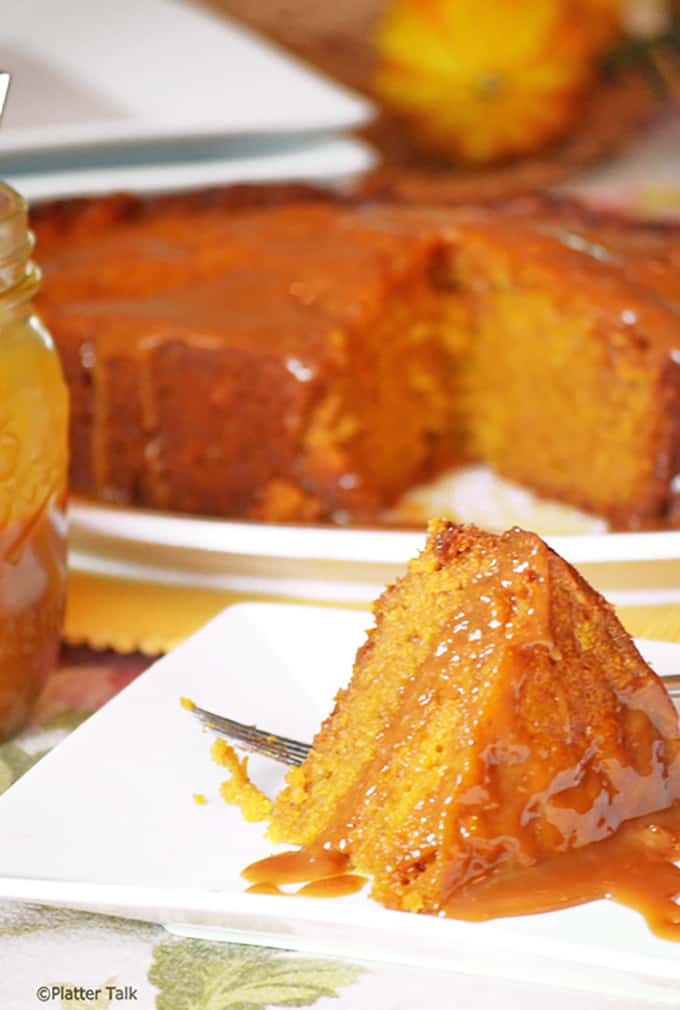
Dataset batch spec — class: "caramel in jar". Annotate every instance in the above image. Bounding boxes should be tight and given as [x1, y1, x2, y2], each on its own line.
[0, 184, 68, 738]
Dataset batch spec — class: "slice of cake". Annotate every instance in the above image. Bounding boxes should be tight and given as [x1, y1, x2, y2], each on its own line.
[268, 521, 680, 920]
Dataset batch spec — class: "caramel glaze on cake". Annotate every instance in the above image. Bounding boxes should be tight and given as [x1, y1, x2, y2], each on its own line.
[33, 185, 460, 522]
[32, 184, 680, 528]
[255, 521, 680, 936]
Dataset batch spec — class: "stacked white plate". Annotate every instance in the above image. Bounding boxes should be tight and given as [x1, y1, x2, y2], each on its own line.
[1, 0, 376, 198]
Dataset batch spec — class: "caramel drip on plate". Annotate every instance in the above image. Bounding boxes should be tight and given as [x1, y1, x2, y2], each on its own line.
[245, 874, 367, 899]
[296, 875, 367, 898]
[244, 803, 680, 935]
[243, 849, 349, 885]
[245, 882, 285, 896]
[443, 801, 680, 941]
[243, 852, 365, 900]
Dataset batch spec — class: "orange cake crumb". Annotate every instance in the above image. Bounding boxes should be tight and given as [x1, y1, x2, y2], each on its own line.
[212, 738, 273, 823]
[192, 793, 207, 805]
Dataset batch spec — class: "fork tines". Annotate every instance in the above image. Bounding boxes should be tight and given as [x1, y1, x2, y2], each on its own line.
[191, 703, 311, 767]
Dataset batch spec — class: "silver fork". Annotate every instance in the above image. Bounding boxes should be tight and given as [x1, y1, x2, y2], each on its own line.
[187, 674, 680, 768]
[188, 700, 311, 766]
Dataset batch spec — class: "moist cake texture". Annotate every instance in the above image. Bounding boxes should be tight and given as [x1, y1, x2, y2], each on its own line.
[267, 520, 680, 918]
[32, 186, 680, 528]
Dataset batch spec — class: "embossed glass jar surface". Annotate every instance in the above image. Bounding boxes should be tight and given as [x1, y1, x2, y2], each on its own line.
[0, 184, 68, 739]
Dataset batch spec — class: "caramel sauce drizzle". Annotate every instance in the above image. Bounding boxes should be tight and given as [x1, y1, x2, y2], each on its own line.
[442, 801, 680, 941]
[246, 882, 284, 896]
[296, 875, 367, 898]
[244, 853, 366, 899]
[243, 849, 349, 885]
[244, 804, 680, 936]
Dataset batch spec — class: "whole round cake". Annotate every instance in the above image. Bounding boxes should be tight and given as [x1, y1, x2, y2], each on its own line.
[32, 183, 680, 529]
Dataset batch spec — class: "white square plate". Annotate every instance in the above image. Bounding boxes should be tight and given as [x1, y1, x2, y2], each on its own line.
[0, 604, 679, 1003]
[0, 0, 372, 158]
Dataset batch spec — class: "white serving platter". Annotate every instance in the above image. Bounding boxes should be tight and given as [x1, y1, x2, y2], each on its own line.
[68, 464, 680, 607]
[0, 604, 679, 1005]
[0, 0, 373, 158]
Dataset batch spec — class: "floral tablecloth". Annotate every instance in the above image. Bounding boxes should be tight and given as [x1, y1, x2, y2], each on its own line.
[2, 900, 671, 1010]
[2, 606, 680, 1010]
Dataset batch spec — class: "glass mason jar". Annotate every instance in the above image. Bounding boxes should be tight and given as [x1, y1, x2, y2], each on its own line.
[0, 183, 68, 740]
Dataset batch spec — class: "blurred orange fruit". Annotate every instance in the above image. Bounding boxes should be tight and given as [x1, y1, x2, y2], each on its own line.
[375, 0, 624, 163]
